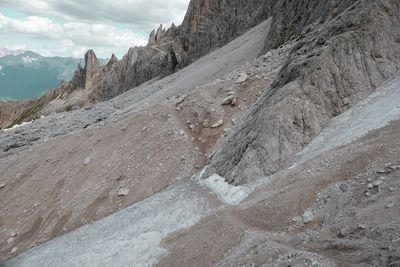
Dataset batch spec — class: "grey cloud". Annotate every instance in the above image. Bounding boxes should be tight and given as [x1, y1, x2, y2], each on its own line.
[0, 0, 190, 32]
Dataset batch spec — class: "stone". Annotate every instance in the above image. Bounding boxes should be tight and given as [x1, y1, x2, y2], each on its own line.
[385, 202, 395, 208]
[221, 95, 236, 105]
[10, 247, 18, 254]
[83, 157, 91, 166]
[357, 223, 367, 230]
[339, 225, 352, 237]
[117, 188, 130, 197]
[175, 96, 185, 106]
[202, 119, 211, 128]
[302, 210, 314, 224]
[340, 184, 348, 192]
[211, 119, 224, 128]
[235, 73, 248, 83]
[292, 216, 303, 224]
[373, 180, 383, 187]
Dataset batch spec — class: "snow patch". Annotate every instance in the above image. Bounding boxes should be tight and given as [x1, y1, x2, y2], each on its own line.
[202, 174, 255, 205]
[295, 75, 400, 164]
[4, 183, 208, 267]
[3, 121, 33, 132]
[22, 56, 38, 64]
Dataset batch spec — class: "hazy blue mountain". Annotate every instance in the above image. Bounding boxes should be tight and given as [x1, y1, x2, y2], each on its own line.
[0, 51, 107, 101]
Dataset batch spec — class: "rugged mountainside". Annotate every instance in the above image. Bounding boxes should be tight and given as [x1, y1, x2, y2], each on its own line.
[1, 0, 400, 266]
[206, 0, 400, 184]
[0, 0, 275, 129]
[179, 0, 277, 64]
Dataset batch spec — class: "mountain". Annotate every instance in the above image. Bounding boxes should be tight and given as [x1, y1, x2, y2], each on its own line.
[0, 48, 25, 57]
[1, 0, 400, 266]
[0, 51, 81, 101]
[0, 51, 108, 101]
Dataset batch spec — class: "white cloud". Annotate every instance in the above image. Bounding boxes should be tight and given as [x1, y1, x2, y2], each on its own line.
[0, 0, 190, 58]
[0, 13, 148, 57]
[0, 0, 189, 32]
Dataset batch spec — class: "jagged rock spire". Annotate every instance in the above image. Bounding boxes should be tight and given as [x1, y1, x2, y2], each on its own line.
[107, 53, 118, 66]
[84, 49, 100, 72]
[148, 29, 156, 45]
[155, 24, 164, 42]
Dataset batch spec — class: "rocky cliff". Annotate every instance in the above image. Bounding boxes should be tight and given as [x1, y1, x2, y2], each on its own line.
[0, 0, 280, 128]
[66, 0, 279, 102]
[66, 25, 182, 102]
[179, 0, 278, 64]
[206, 0, 400, 184]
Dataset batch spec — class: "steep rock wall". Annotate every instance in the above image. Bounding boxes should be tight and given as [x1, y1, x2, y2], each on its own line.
[207, 0, 400, 184]
[179, 0, 277, 65]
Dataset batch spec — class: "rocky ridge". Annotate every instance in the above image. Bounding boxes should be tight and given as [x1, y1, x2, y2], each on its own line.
[0, 0, 275, 129]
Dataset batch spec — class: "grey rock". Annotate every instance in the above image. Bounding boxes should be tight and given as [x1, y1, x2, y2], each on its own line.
[235, 73, 249, 84]
[292, 216, 303, 224]
[221, 95, 236, 105]
[367, 183, 374, 189]
[385, 202, 395, 209]
[302, 210, 314, 224]
[339, 184, 348, 192]
[373, 180, 383, 187]
[83, 157, 91, 166]
[211, 119, 224, 129]
[117, 188, 130, 197]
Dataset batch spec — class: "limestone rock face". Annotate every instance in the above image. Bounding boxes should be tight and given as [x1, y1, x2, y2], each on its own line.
[65, 22, 183, 102]
[84, 49, 100, 73]
[107, 54, 118, 67]
[206, 0, 400, 184]
[0, 0, 278, 124]
[263, 0, 359, 51]
[179, 0, 278, 64]
[58, 0, 279, 102]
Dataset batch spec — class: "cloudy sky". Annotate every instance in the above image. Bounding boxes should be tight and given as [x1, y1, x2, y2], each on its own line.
[0, 0, 190, 58]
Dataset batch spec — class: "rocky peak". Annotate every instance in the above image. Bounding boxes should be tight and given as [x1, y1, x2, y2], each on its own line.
[155, 24, 165, 42]
[84, 49, 100, 72]
[148, 29, 156, 45]
[107, 54, 118, 67]
[148, 23, 180, 46]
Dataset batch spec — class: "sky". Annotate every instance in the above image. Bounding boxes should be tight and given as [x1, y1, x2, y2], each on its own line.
[0, 0, 190, 58]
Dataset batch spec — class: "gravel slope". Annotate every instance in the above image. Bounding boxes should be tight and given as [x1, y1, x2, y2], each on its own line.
[3, 72, 400, 266]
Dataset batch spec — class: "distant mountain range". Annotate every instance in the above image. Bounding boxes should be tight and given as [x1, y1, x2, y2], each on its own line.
[0, 50, 107, 101]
